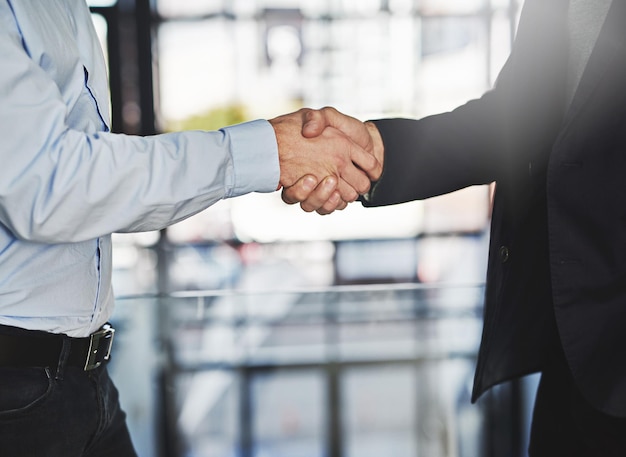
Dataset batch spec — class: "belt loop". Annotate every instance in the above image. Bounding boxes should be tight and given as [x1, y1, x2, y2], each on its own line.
[55, 336, 71, 380]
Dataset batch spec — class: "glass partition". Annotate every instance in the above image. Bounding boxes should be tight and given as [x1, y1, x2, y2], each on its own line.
[106, 283, 539, 457]
[151, 0, 525, 246]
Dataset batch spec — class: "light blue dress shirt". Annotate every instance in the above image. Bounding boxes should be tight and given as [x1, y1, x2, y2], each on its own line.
[0, 0, 280, 337]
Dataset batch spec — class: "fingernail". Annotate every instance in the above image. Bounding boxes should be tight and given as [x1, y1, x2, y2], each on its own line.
[323, 177, 337, 190]
[303, 176, 316, 191]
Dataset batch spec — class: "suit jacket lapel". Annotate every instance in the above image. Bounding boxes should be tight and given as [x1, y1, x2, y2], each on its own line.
[562, 0, 626, 127]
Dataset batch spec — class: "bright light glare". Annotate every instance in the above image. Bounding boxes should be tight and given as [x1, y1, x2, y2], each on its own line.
[230, 193, 424, 243]
[86, 0, 117, 6]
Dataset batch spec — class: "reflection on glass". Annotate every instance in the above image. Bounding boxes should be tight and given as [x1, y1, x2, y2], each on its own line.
[252, 371, 326, 457]
[158, 20, 238, 125]
[420, 0, 487, 14]
[176, 370, 240, 457]
[87, 0, 117, 6]
[416, 16, 488, 117]
[340, 0, 382, 16]
[342, 366, 417, 457]
[389, 0, 414, 14]
[158, 0, 225, 18]
[152, 285, 486, 456]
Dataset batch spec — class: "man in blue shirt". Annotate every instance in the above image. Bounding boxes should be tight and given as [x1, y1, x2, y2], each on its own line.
[0, 1, 380, 455]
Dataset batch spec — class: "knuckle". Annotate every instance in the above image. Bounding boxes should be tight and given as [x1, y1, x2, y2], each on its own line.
[322, 201, 335, 213]
[300, 202, 315, 213]
[284, 188, 304, 204]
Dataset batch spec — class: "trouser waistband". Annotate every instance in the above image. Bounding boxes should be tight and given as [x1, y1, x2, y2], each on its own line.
[0, 323, 115, 371]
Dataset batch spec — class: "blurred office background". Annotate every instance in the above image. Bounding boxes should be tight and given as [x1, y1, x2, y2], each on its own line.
[87, 0, 538, 456]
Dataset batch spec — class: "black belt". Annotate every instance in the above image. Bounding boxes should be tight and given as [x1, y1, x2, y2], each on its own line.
[0, 324, 115, 371]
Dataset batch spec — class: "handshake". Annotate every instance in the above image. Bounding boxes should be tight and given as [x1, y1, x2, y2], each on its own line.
[269, 107, 384, 215]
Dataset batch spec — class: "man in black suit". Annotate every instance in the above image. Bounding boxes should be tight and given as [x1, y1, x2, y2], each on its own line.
[285, 0, 626, 455]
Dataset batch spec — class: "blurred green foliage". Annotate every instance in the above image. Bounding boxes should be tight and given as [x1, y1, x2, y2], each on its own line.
[166, 104, 248, 132]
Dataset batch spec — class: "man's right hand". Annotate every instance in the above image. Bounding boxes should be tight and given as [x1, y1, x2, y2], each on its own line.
[269, 109, 382, 204]
[281, 107, 384, 215]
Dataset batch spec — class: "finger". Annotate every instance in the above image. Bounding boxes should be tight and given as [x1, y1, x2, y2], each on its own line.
[335, 142, 373, 195]
[282, 175, 318, 205]
[310, 117, 382, 181]
[299, 176, 339, 212]
[340, 165, 371, 196]
[316, 191, 348, 215]
[314, 127, 372, 196]
[348, 138, 383, 182]
[336, 179, 359, 203]
[337, 122, 383, 181]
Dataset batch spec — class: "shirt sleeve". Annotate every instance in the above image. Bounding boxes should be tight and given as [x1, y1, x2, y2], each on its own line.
[0, 8, 279, 244]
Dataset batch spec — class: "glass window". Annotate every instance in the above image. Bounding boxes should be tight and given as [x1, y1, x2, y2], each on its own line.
[252, 370, 326, 457]
[157, 0, 226, 18]
[341, 366, 417, 457]
[157, 19, 240, 126]
[176, 370, 241, 457]
[152, 1, 523, 245]
[420, 0, 487, 15]
[145, 285, 491, 455]
[341, 359, 483, 457]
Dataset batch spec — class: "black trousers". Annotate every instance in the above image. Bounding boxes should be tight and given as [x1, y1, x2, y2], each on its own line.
[528, 339, 626, 456]
[0, 325, 137, 457]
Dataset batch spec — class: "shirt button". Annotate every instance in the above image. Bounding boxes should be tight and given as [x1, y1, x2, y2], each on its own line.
[499, 246, 510, 263]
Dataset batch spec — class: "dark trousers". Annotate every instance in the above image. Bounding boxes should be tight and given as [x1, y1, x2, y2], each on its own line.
[529, 340, 626, 457]
[0, 330, 137, 457]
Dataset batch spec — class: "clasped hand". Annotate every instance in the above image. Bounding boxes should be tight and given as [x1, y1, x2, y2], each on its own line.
[269, 107, 384, 215]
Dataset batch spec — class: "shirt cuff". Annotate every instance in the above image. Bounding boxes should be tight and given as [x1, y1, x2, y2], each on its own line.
[221, 119, 280, 197]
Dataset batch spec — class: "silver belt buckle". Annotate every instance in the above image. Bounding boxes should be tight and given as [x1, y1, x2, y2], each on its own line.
[84, 324, 115, 371]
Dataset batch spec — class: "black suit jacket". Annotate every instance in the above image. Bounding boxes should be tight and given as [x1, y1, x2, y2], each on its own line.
[364, 0, 626, 416]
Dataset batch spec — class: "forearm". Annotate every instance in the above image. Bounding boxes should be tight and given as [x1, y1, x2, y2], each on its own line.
[0, 15, 279, 243]
[0, 121, 278, 243]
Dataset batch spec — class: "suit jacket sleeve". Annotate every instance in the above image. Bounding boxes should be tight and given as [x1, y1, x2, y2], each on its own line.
[363, 0, 569, 207]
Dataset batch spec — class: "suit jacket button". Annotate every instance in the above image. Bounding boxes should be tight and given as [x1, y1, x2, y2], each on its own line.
[499, 246, 510, 263]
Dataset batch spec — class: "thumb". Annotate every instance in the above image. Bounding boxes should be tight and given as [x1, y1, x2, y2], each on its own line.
[301, 109, 328, 138]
